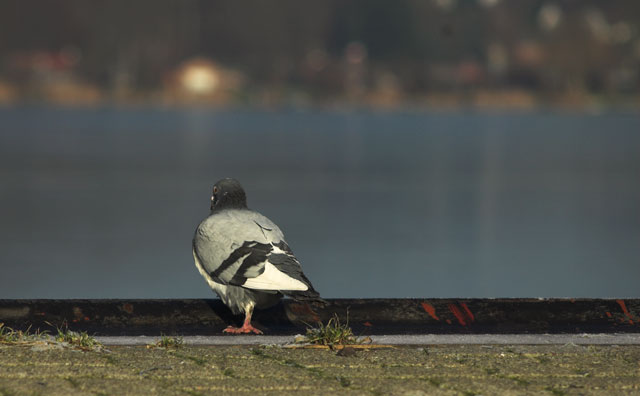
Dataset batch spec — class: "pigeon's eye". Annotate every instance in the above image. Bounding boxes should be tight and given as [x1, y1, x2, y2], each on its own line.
[213, 186, 218, 195]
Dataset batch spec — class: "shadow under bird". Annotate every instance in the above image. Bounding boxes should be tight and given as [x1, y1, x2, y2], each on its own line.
[192, 178, 324, 334]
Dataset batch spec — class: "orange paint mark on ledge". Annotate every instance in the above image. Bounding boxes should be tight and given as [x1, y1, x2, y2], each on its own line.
[421, 302, 439, 320]
[605, 312, 612, 318]
[460, 302, 475, 322]
[616, 299, 635, 324]
[448, 304, 467, 326]
[363, 321, 373, 327]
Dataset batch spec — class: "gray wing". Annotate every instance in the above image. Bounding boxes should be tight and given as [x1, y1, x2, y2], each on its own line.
[193, 210, 316, 293]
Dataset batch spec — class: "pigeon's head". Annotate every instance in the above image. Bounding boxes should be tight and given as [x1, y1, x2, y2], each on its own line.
[210, 178, 248, 212]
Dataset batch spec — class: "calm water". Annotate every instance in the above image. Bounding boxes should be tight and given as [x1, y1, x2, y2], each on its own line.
[0, 106, 639, 298]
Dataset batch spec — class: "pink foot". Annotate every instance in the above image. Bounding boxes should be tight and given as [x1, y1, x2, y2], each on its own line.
[223, 324, 263, 335]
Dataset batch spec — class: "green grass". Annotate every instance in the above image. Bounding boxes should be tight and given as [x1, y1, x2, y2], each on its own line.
[507, 375, 530, 386]
[0, 323, 48, 345]
[545, 387, 567, 396]
[301, 314, 367, 346]
[64, 377, 80, 388]
[336, 375, 351, 387]
[0, 386, 17, 396]
[150, 334, 183, 349]
[169, 351, 206, 366]
[183, 390, 205, 396]
[424, 377, 442, 387]
[1, 322, 103, 352]
[55, 325, 102, 351]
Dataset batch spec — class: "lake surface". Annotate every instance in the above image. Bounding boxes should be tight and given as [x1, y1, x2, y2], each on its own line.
[1, 106, 639, 298]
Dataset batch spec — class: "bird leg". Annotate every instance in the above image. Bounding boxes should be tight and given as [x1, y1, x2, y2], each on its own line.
[223, 305, 263, 334]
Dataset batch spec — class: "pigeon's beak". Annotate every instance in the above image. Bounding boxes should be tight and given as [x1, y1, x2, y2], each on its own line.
[210, 195, 215, 210]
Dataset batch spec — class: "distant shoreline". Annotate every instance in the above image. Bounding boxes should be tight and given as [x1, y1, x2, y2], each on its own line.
[0, 91, 638, 113]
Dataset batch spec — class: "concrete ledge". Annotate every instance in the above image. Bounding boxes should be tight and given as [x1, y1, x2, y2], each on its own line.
[1, 298, 639, 335]
[95, 333, 640, 346]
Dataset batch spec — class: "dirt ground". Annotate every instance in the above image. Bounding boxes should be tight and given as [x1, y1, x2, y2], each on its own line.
[1, 343, 639, 395]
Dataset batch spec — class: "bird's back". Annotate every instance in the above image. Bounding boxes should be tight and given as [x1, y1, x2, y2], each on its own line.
[194, 209, 285, 269]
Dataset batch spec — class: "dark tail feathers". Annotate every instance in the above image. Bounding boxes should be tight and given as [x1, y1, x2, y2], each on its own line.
[285, 289, 328, 308]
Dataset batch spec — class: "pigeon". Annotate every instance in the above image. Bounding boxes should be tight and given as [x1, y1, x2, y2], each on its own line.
[192, 178, 323, 334]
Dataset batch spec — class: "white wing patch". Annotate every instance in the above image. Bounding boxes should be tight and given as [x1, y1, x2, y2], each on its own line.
[242, 262, 308, 291]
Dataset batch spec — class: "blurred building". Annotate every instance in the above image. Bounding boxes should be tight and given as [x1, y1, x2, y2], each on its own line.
[5, 48, 101, 105]
[163, 58, 245, 105]
[0, 1, 638, 108]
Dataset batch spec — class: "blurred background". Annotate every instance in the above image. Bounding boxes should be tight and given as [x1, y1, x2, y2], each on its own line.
[0, 0, 638, 298]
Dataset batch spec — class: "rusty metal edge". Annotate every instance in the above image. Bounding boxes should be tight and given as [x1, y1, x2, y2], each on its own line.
[0, 298, 639, 336]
